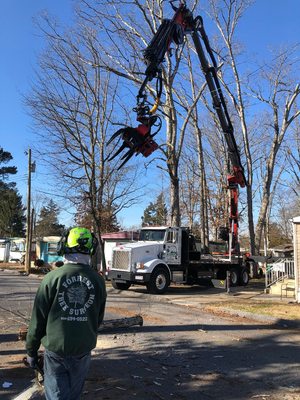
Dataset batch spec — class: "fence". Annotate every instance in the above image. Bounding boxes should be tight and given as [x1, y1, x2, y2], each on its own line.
[265, 258, 294, 288]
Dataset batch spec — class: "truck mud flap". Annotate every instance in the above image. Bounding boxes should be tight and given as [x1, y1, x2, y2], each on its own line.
[211, 279, 226, 289]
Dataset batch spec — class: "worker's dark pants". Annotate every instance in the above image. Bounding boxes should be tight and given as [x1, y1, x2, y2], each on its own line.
[44, 349, 91, 400]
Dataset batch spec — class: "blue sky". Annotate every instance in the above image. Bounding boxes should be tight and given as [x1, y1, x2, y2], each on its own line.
[0, 0, 299, 227]
[0, 0, 75, 225]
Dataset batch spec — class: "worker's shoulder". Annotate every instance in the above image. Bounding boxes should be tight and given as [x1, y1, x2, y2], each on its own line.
[38, 267, 62, 287]
[40, 264, 105, 285]
[89, 268, 106, 284]
[42, 267, 61, 278]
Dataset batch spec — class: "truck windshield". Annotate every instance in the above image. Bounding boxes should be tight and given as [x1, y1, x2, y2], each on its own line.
[139, 229, 166, 241]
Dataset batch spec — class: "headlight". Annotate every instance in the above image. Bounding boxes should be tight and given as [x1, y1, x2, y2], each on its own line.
[136, 262, 144, 269]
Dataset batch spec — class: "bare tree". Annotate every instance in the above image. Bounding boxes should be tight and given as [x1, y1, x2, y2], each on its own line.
[251, 51, 300, 252]
[179, 42, 210, 246]
[285, 120, 300, 197]
[179, 140, 200, 230]
[27, 14, 142, 267]
[77, 0, 203, 226]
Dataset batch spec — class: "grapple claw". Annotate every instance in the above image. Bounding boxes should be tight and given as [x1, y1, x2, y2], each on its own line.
[107, 128, 124, 146]
[107, 142, 128, 162]
[118, 149, 136, 170]
[107, 123, 159, 169]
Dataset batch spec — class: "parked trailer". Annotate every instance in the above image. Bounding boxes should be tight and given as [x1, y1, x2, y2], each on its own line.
[0, 239, 10, 262]
[9, 238, 26, 263]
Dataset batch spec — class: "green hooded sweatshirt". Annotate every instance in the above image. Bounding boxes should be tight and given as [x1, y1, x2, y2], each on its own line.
[26, 263, 107, 357]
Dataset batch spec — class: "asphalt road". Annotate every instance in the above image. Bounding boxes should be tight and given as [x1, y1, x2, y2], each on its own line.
[0, 269, 300, 400]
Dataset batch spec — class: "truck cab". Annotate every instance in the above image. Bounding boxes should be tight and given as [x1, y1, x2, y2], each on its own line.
[108, 226, 183, 293]
[109, 227, 198, 293]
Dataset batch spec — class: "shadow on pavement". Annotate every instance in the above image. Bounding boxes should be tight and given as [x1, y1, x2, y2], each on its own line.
[85, 323, 300, 400]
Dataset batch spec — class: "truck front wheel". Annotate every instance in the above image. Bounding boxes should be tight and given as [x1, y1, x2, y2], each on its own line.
[111, 281, 131, 291]
[147, 267, 170, 294]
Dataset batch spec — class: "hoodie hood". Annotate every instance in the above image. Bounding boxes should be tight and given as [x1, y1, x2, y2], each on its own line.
[63, 253, 91, 265]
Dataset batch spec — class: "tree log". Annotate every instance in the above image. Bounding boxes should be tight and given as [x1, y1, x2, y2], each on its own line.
[98, 315, 143, 331]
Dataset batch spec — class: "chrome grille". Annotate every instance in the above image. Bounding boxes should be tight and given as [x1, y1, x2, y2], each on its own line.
[112, 249, 130, 270]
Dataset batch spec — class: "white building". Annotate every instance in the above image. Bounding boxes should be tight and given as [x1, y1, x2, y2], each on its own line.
[293, 216, 300, 303]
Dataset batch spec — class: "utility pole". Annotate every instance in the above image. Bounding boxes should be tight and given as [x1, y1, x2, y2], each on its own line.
[25, 149, 34, 274]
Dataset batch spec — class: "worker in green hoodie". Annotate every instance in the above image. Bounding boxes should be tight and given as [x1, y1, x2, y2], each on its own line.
[26, 227, 107, 400]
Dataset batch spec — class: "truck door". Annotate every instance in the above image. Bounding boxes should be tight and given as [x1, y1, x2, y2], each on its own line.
[164, 228, 181, 265]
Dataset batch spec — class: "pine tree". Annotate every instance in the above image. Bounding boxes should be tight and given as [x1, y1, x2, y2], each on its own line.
[0, 148, 25, 236]
[142, 193, 168, 226]
[75, 201, 120, 233]
[35, 199, 65, 237]
[0, 183, 25, 237]
[0, 148, 17, 180]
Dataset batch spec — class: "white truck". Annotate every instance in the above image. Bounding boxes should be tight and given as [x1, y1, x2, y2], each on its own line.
[108, 226, 251, 294]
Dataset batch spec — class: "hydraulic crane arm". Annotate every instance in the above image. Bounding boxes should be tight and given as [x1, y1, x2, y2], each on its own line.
[191, 18, 246, 188]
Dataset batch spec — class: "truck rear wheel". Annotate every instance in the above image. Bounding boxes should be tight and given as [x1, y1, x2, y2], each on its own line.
[111, 281, 131, 291]
[239, 268, 249, 286]
[229, 267, 239, 287]
[147, 267, 170, 294]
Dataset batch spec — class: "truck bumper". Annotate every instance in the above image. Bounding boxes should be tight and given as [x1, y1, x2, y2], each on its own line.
[108, 270, 151, 284]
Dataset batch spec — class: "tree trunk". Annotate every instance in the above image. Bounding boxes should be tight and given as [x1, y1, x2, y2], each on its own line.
[164, 83, 181, 226]
[195, 127, 209, 247]
[170, 175, 180, 226]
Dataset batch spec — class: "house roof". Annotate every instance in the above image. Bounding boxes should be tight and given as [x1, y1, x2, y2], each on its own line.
[102, 231, 139, 240]
[40, 236, 62, 242]
[270, 244, 293, 252]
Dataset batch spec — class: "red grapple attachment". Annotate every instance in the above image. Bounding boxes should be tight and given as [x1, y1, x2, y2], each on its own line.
[107, 123, 158, 169]
[136, 124, 159, 157]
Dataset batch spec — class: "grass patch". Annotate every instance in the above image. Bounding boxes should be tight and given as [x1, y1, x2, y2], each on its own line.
[205, 300, 300, 320]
